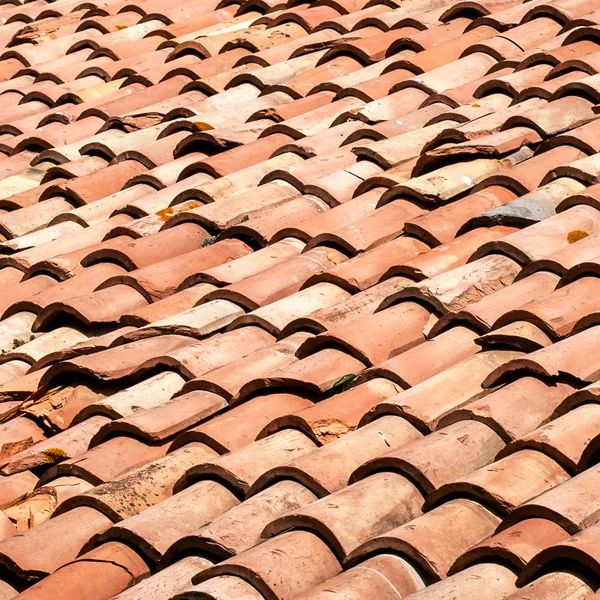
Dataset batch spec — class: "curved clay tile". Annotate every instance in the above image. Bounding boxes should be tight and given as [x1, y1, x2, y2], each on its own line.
[0, 415, 111, 476]
[262, 148, 357, 194]
[298, 555, 426, 600]
[353, 120, 453, 169]
[388, 229, 512, 285]
[0, 325, 86, 367]
[439, 376, 574, 443]
[309, 235, 427, 292]
[125, 326, 275, 381]
[509, 572, 594, 599]
[346, 499, 499, 580]
[429, 449, 569, 514]
[92, 389, 228, 446]
[304, 201, 425, 255]
[228, 282, 349, 336]
[359, 325, 478, 387]
[253, 414, 420, 494]
[221, 194, 328, 246]
[180, 333, 308, 399]
[0, 505, 113, 581]
[500, 463, 600, 534]
[32, 283, 149, 329]
[474, 147, 588, 202]
[297, 300, 431, 366]
[363, 349, 521, 431]
[470, 204, 600, 263]
[95, 555, 212, 599]
[475, 63, 552, 98]
[275, 189, 379, 242]
[517, 522, 600, 587]
[163, 480, 318, 564]
[498, 403, 600, 473]
[14, 541, 152, 599]
[90, 479, 240, 563]
[496, 276, 600, 338]
[450, 517, 569, 574]
[55, 443, 219, 522]
[237, 347, 365, 398]
[384, 563, 517, 600]
[71, 371, 184, 424]
[414, 128, 541, 178]
[404, 187, 516, 246]
[190, 530, 341, 600]
[384, 155, 521, 206]
[303, 161, 384, 206]
[175, 428, 315, 498]
[254, 378, 401, 443]
[522, 0, 600, 25]
[3, 474, 93, 529]
[351, 419, 505, 493]
[431, 271, 559, 336]
[282, 276, 410, 335]
[174, 575, 266, 600]
[180, 239, 299, 288]
[483, 324, 600, 387]
[382, 254, 521, 319]
[0, 469, 38, 509]
[252, 94, 339, 130]
[262, 471, 424, 560]
[119, 284, 214, 327]
[167, 185, 300, 233]
[4, 264, 125, 322]
[338, 66, 417, 103]
[121, 298, 245, 339]
[38, 435, 168, 487]
[200, 246, 347, 309]
[474, 320, 555, 351]
[37, 334, 194, 386]
[80, 222, 209, 271]
[171, 392, 312, 454]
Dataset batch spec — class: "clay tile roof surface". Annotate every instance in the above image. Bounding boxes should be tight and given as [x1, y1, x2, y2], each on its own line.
[0, 0, 600, 599]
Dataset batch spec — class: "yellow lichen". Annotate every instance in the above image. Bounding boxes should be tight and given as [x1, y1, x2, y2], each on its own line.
[191, 121, 214, 131]
[42, 448, 69, 463]
[156, 201, 203, 223]
[567, 229, 589, 244]
[156, 207, 175, 222]
[115, 25, 129, 30]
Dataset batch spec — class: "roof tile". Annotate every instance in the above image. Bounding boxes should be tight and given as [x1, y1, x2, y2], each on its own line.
[1, 0, 600, 597]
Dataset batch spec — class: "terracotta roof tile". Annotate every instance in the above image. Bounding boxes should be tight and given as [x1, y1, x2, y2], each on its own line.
[2, 0, 600, 597]
[501, 462, 600, 534]
[111, 555, 214, 600]
[13, 540, 150, 600]
[263, 471, 424, 559]
[451, 517, 570, 573]
[518, 519, 600, 585]
[0, 505, 113, 580]
[174, 391, 312, 451]
[94, 478, 240, 562]
[506, 572, 594, 600]
[346, 498, 500, 579]
[393, 563, 518, 599]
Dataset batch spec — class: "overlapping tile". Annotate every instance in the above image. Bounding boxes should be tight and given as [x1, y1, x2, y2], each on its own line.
[0, 0, 597, 599]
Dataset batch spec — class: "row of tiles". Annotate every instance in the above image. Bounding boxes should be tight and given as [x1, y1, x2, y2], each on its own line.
[0, 0, 600, 599]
